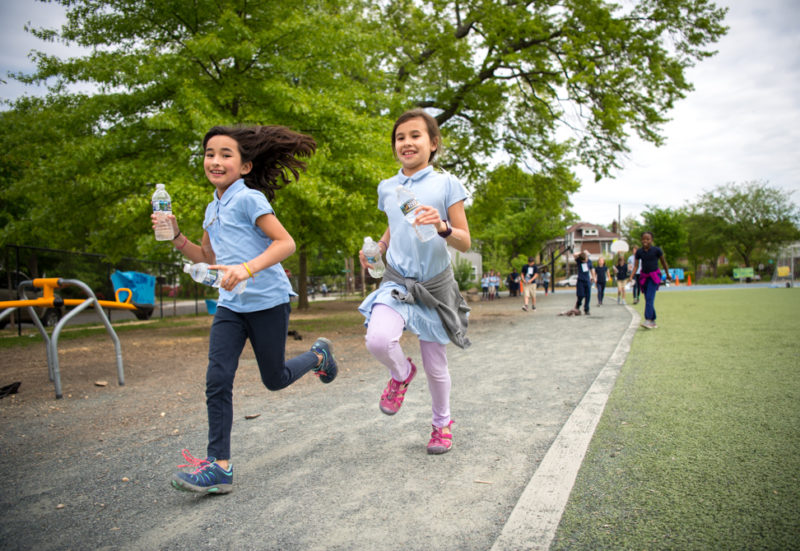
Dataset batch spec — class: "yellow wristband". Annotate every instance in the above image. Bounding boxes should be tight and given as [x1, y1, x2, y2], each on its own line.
[242, 262, 255, 279]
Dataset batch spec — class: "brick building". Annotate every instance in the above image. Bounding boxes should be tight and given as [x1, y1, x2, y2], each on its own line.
[542, 222, 622, 275]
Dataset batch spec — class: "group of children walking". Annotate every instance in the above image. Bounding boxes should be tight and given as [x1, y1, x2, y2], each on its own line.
[572, 242, 670, 323]
[155, 108, 670, 495]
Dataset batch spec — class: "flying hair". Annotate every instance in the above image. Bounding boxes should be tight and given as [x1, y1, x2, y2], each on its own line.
[203, 125, 317, 201]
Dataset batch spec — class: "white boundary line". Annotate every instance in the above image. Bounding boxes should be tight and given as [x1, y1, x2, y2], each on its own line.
[491, 307, 641, 551]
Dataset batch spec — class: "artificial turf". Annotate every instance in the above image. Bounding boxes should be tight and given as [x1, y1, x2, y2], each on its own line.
[550, 287, 800, 550]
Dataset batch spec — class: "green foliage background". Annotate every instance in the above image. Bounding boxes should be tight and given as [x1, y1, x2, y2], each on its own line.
[0, 0, 750, 298]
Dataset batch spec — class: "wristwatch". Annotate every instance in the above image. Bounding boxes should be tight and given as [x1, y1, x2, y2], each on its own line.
[438, 220, 453, 238]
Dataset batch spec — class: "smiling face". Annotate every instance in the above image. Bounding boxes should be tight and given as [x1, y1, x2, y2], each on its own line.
[641, 232, 653, 249]
[393, 117, 438, 176]
[203, 135, 252, 196]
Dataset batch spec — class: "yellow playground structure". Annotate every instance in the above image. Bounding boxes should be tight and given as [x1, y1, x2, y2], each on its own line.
[0, 277, 147, 399]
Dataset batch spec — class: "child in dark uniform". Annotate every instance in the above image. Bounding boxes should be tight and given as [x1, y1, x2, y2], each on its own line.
[613, 254, 629, 304]
[632, 231, 671, 329]
[574, 250, 596, 315]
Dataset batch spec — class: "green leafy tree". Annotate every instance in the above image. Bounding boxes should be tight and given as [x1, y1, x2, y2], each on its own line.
[693, 181, 800, 267]
[640, 206, 689, 261]
[619, 214, 644, 250]
[380, 0, 728, 180]
[0, 0, 394, 307]
[684, 211, 729, 276]
[467, 163, 578, 270]
[1, 0, 730, 306]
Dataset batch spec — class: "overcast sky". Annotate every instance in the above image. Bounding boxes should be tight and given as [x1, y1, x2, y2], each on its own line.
[570, 0, 800, 225]
[2, 0, 799, 227]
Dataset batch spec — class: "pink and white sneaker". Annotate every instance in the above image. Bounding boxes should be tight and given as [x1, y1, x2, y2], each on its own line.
[379, 358, 417, 415]
[427, 421, 454, 454]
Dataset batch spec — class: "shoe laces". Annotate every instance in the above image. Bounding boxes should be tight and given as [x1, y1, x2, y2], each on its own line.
[381, 378, 403, 401]
[313, 346, 329, 377]
[430, 420, 454, 444]
[177, 449, 211, 473]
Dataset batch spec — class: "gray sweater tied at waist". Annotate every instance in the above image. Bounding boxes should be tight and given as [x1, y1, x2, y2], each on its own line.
[382, 263, 471, 349]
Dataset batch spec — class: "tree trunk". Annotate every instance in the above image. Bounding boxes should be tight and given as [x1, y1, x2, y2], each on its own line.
[297, 248, 309, 310]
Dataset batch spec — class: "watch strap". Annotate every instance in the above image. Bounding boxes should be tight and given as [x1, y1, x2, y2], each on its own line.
[438, 220, 453, 238]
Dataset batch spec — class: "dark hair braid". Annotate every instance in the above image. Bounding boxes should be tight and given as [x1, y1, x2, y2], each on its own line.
[203, 125, 317, 201]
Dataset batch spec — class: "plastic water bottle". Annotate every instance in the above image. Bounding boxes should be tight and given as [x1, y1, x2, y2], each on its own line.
[152, 184, 173, 241]
[362, 236, 385, 279]
[183, 262, 246, 294]
[396, 185, 437, 242]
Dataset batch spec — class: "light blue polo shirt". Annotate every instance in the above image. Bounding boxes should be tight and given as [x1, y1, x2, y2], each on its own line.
[359, 166, 468, 343]
[382, 166, 467, 279]
[203, 179, 294, 313]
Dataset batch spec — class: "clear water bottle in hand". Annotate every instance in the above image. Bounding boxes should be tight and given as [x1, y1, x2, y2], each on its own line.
[152, 184, 173, 241]
[362, 236, 385, 279]
[183, 262, 246, 294]
[396, 185, 437, 242]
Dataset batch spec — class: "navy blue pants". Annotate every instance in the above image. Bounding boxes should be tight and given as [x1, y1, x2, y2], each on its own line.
[206, 303, 317, 460]
[596, 279, 606, 304]
[575, 279, 592, 313]
[642, 278, 659, 322]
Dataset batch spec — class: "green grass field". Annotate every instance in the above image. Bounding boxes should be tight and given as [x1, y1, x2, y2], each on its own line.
[551, 287, 800, 550]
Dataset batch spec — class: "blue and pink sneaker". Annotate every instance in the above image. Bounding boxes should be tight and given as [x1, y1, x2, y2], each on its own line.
[170, 449, 233, 494]
[311, 338, 338, 384]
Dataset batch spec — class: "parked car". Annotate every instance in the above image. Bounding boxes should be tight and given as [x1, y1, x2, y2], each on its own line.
[0, 269, 64, 329]
[555, 274, 578, 287]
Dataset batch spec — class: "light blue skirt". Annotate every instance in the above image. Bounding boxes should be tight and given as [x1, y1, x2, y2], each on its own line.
[358, 281, 450, 345]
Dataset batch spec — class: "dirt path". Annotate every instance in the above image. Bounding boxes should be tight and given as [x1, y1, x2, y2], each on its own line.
[0, 292, 633, 550]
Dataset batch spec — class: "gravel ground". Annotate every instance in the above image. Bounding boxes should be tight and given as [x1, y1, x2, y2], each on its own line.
[0, 290, 633, 550]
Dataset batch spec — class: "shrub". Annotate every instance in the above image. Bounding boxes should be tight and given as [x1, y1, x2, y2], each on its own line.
[452, 255, 474, 291]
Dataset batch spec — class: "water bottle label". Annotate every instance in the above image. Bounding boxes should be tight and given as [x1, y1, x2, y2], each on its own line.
[366, 255, 377, 264]
[153, 200, 172, 213]
[203, 269, 219, 287]
[399, 198, 419, 217]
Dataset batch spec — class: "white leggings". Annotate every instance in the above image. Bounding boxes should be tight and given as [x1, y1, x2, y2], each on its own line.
[365, 304, 451, 427]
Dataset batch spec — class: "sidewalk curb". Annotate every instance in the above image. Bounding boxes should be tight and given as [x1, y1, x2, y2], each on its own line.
[491, 305, 641, 551]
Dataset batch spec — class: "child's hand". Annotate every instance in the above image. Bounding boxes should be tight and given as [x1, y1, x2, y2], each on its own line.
[209, 264, 248, 291]
[413, 205, 442, 228]
[151, 213, 180, 238]
[358, 249, 372, 270]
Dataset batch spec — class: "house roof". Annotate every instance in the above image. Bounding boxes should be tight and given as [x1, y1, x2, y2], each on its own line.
[567, 222, 620, 240]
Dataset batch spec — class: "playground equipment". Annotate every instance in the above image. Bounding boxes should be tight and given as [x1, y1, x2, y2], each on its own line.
[0, 276, 150, 399]
[111, 271, 156, 319]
